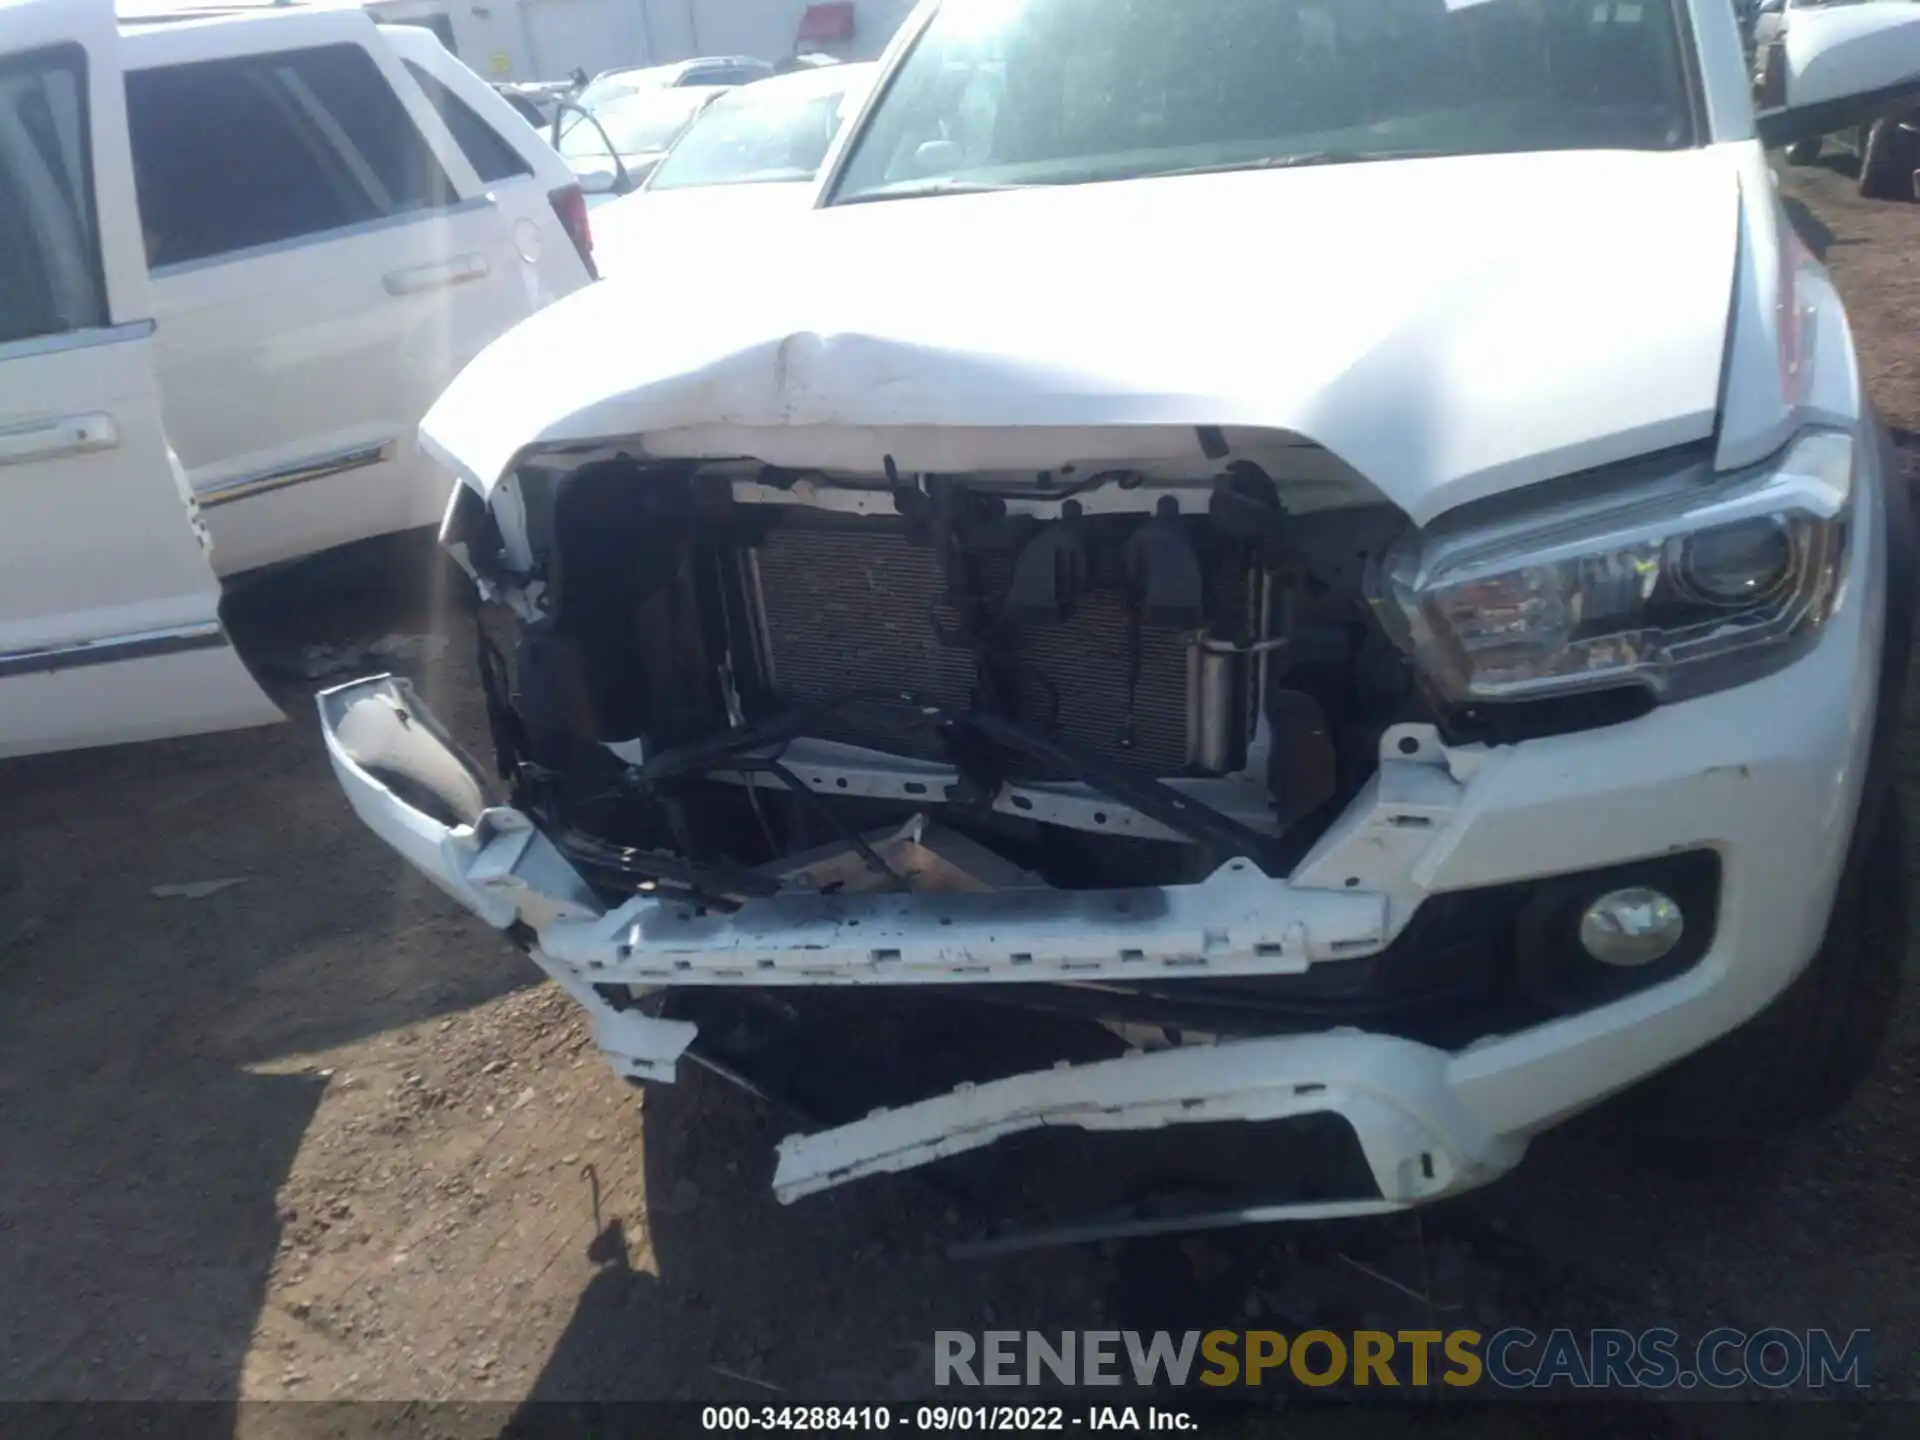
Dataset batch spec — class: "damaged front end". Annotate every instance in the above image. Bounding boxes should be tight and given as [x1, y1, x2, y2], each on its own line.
[468, 436, 1426, 886]
[322, 418, 1792, 1237]
[321, 431, 1566, 1233]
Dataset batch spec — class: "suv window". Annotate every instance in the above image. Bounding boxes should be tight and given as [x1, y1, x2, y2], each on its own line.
[404, 60, 532, 183]
[832, 0, 1694, 203]
[0, 45, 107, 346]
[127, 43, 455, 269]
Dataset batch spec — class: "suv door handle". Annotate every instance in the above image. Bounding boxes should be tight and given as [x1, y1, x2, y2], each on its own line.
[383, 254, 491, 296]
[0, 412, 119, 468]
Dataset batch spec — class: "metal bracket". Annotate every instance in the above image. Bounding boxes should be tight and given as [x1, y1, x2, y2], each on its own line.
[1289, 724, 1470, 918]
[709, 736, 1279, 845]
[467, 811, 603, 928]
[527, 948, 697, 1084]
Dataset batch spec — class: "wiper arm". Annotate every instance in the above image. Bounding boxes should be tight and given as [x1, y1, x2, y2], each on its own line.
[1157, 149, 1448, 179]
[833, 179, 1027, 206]
[837, 151, 1444, 204]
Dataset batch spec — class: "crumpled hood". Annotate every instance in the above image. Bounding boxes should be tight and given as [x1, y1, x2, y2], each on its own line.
[425, 147, 1749, 524]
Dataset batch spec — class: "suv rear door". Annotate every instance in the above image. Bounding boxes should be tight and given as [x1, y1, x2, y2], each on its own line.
[379, 24, 598, 292]
[0, 0, 279, 757]
[122, 10, 576, 577]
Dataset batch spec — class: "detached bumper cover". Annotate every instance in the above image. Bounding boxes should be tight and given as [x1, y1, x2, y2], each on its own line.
[770, 1030, 1521, 1210]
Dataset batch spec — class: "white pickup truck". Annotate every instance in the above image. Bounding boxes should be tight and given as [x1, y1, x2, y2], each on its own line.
[0, 0, 592, 756]
[322, 0, 1920, 1240]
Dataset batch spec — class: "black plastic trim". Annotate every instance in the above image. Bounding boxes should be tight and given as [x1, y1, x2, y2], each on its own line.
[0, 621, 227, 679]
[972, 850, 1723, 1050]
[1854, 413, 1916, 845]
[1758, 79, 1920, 150]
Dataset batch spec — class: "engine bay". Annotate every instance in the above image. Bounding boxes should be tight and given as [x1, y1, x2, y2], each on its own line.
[464, 448, 1438, 909]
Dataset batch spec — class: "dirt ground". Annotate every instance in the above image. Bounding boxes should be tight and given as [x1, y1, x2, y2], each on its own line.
[5, 160, 1920, 1428]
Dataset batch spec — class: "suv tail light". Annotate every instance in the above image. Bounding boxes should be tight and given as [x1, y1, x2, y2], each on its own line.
[549, 184, 598, 280]
[1758, 42, 1788, 111]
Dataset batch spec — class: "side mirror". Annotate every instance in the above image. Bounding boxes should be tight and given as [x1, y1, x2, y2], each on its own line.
[1756, 0, 1920, 148]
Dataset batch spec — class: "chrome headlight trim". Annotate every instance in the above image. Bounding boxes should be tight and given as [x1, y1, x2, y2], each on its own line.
[1373, 430, 1855, 705]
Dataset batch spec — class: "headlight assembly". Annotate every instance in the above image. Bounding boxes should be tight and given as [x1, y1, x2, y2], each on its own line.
[1371, 430, 1855, 705]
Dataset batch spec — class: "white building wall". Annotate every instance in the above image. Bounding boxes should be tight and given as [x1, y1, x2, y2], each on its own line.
[685, 0, 918, 64]
[446, 0, 918, 81]
[124, 0, 916, 83]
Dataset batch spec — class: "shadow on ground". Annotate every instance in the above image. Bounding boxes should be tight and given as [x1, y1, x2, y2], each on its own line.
[0, 532, 531, 1400]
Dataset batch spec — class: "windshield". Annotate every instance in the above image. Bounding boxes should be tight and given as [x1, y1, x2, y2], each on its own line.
[831, 0, 1695, 203]
[559, 88, 712, 159]
[649, 79, 861, 190]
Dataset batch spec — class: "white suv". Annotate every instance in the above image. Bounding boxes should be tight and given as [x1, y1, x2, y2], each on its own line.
[120, 8, 596, 576]
[0, 0, 591, 758]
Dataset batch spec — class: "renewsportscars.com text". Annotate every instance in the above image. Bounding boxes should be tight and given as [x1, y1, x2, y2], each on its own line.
[934, 1328, 1871, 1391]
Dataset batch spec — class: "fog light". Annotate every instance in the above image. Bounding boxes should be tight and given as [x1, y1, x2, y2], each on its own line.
[1578, 888, 1684, 968]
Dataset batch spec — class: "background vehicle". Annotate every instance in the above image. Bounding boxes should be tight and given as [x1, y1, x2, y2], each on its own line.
[121, 9, 596, 576]
[1760, 0, 1920, 189]
[591, 63, 879, 276]
[580, 54, 774, 100]
[1786, 113, 1920, 191]
[494, 77, 577, 128]
[1750, 0, 1788, 65]
[0, 0, 280, 756]
[552, 82, 731, 201]
[775, 51, 844, 73]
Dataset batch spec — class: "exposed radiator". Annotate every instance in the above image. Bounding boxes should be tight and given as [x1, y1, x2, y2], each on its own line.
[752, 526, 1205, 777]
